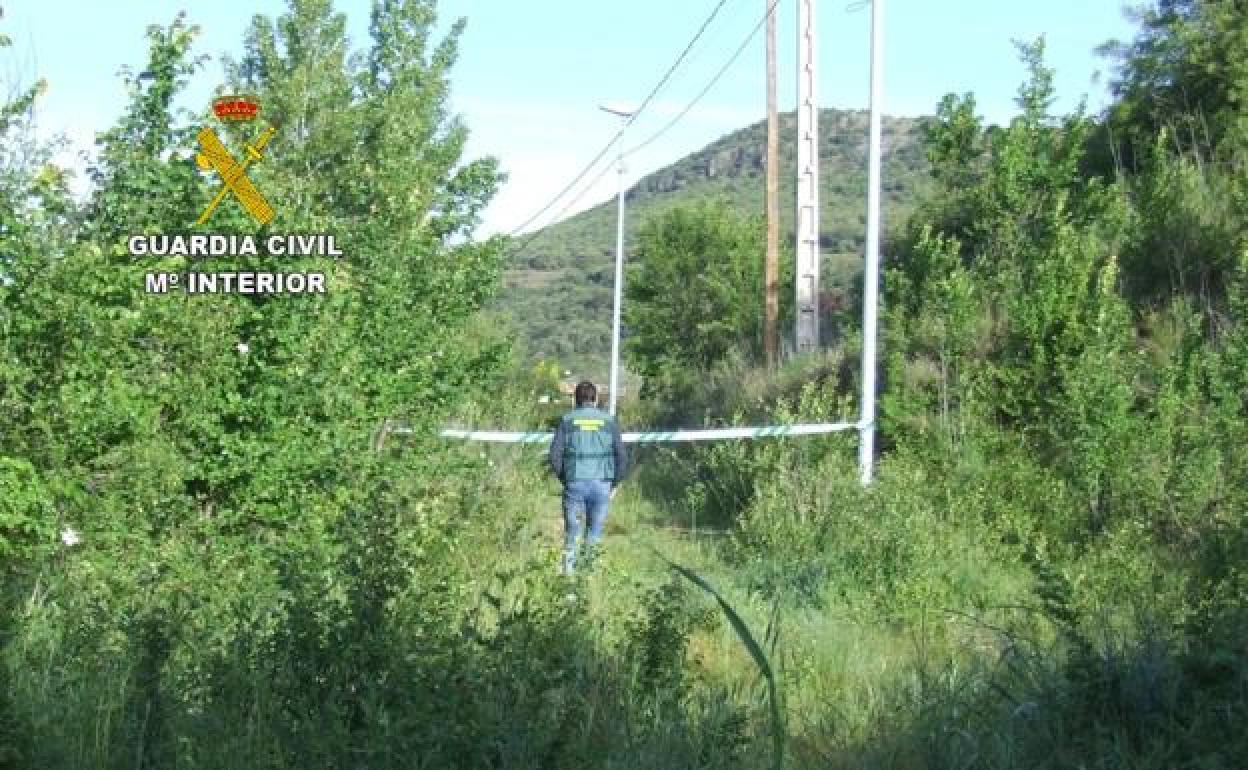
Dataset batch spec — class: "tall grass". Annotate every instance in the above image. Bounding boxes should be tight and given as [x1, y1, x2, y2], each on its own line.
[4, 360, 1247, 768]
[660, 553, 787, 770]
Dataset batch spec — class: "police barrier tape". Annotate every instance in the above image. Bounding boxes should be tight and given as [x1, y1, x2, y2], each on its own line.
[427, 422, 859, 444]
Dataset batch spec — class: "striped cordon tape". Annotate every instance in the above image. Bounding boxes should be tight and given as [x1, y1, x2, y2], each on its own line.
[432, 422, 859, 444]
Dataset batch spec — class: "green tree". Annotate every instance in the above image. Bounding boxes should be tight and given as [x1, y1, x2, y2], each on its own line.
[0, 2, 510, 764]
[1093, 1, 1248, 310]
[887, 40, 1136, 535]
[625, 200, 790, 398]
[1099, 0, 1248, 163]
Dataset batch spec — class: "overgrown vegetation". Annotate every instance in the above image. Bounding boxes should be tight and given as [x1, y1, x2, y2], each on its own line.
[3, 1, 1247, 769]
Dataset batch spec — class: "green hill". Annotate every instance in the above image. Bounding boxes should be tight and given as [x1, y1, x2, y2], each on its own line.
[491, 108, 935, 377]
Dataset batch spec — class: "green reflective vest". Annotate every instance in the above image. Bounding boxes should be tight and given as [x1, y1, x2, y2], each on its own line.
[561, 406, 617, 482]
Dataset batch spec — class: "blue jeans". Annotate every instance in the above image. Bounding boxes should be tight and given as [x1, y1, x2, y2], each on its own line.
[562, 479, 612, 574]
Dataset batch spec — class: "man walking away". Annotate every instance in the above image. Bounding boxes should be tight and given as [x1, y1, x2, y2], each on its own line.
[548, 381, 628, 575]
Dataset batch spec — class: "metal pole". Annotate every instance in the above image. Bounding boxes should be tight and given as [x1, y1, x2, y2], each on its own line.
[859, 0, 884, 486]
[795, 0, 820, 354]
[609, 150, 626, 415]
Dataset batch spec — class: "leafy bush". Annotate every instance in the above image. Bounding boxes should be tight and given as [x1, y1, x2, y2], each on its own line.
[624, 200, 774, 399]
[0, 457, 56, 567]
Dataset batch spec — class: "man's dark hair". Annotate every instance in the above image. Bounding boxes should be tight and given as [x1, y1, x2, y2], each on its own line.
[574, 381, 598, 407]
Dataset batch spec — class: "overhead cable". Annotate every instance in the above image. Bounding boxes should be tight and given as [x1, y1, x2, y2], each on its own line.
[624, 0, 780, 158]
[504, 0, 736, 256]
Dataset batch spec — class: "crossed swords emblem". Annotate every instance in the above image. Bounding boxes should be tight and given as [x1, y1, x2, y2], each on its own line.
[194, 124, 278, 226]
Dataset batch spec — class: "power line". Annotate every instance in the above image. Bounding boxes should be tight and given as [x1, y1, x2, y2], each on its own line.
[624, 0, 779, 159]
[504, 0, 736, 254]
[551, 160, 618, 227]
[504, 157, 618, 262]
[506, 0, 777, 261]
[620, 0, 866, 161]
[502, 128, 619, 242]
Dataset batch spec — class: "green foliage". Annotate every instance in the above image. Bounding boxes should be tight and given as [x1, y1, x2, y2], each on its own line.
[627, 350, 855, 541]
[1, 1, 514, 766]
[84, 14, 207, 244]
[528, 358, 562, 394]
[614, 26, 1248, 766]
[1087, 2, 1248, 317]
[731, 437, 1028, 616]
[662, 561, 786, 770]
[623, 576, 719, 698]
[3, 0, 509, 537]
[624, 200, 785, 398]
[888, 40, 1140, 535]
[1119, 128, 1247, 308]
[1100, 0, 1248, 163]
[0, 457, 54, 568]
[628, 200, 759, 364]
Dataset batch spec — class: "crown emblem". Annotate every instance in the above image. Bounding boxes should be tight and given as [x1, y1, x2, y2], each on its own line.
[212, 95, 260, 122]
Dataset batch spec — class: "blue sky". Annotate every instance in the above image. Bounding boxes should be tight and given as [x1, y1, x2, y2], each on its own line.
[6, 1, 1140, 236]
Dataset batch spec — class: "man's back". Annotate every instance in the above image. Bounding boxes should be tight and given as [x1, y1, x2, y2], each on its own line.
[549, 405, 625, 484]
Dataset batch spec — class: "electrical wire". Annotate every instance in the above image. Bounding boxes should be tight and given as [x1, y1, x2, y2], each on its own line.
[623, 0, 780, 158]
[502, 156, 618, 263]
[504, 0, 735, 254]
[506, 0, 780, 260]
[538, 160, 619, 237]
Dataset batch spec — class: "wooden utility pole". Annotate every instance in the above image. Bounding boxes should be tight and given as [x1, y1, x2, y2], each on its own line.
[764, 0, 780, 368]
